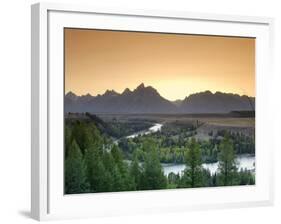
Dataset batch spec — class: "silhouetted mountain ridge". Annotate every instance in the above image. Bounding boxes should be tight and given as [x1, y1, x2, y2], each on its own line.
[65, 84, 255, 114]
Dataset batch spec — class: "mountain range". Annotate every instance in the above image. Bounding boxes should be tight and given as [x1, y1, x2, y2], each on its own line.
[65, 83, 255, 114]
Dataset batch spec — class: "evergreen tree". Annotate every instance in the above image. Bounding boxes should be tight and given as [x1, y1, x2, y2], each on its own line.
[101, 152, 116, 192]
[218, 136, 237, 186]
[65, 140, 89, 194]
[111, 144, 123, 165]
[110, 144, 135, 191]
[84, 144, 106, 192]
[130, 151, 142, 190]
[181, 138, 203, 187]
[167, 172, 179, 189]
[111, 163, 124, 191]
[212, 173, 218, 186]
[64, 126, 72, 158]
[102, 170, 114, 192]
[238, 169, 255, 185]
[102, 151, 115, 173]
[141, 138, 167, 190]
[71, 121, 103, 155]
[249, 173, 255, 185]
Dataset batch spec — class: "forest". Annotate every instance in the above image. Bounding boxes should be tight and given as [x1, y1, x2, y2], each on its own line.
[64, 115, 255, 194]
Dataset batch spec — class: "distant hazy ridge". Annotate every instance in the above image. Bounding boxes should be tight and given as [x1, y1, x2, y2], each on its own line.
[65, 83, 255, 114]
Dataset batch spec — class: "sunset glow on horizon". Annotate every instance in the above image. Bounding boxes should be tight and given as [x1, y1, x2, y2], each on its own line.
[65, 28, 255, 101]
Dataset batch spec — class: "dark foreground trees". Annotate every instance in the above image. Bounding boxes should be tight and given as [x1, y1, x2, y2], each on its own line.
[65, 121, 168, 193]
[65, 121, 255, 194]
[141, 138, 167, 190]
[65, 140, 89, 194]
[217, 135, 237, 186]
[180, 138, 203, 187]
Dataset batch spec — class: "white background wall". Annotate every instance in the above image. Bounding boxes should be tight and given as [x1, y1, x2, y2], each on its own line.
[0, 0, 280, 223]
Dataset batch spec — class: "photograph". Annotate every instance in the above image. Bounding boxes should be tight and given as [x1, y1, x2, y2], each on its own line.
[64, 28, 255, 194]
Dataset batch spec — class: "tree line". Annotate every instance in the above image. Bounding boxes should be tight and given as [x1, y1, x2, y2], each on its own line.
[65, 121, 254, 194]
[118, 127, 255, 164]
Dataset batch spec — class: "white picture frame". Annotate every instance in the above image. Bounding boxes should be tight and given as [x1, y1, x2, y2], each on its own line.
[31, 2, 274, 221]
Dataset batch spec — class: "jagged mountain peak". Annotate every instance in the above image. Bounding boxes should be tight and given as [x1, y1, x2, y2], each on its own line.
[122, 88, 132, 95]
[81, 93, 92, 97]
[136, 83, 145, 90]
[133, 83, 159, 95]
[103, 89, 119, 97]
[65, 87, 255, 114]
[65, 91, 79, 101]
[66, 91, 77, 97]
[203, 90, 213, 95]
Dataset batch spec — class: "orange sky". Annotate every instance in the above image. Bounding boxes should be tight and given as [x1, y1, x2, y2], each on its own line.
[65, 28, 255, 101]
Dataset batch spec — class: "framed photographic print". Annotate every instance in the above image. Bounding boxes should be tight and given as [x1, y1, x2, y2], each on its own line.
[31, 2, 274, 221]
